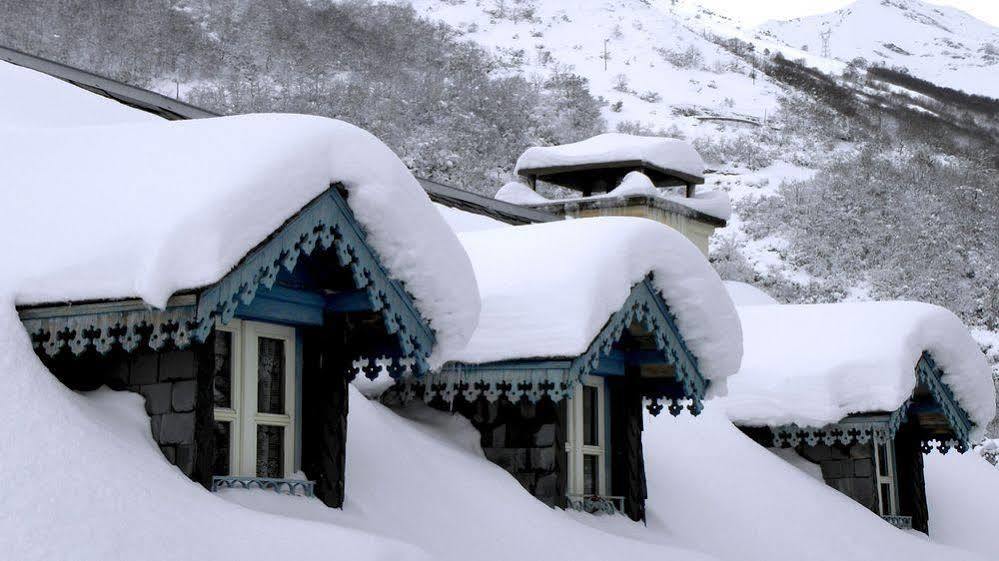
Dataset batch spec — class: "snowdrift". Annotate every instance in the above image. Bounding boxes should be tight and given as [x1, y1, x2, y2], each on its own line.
[0, 303, 426, 561]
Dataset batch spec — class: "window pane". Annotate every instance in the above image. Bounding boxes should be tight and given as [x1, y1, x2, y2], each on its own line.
[257, 337, 285, 414]
[583, 454, 599, 495]
[879, 482, 893, 515]
[256, 425, 284, 478]
[213, 421, 230, 476]
[583, 385, 598, 446]
[213, 331, 232, 409]
[877, 443, 889, 477]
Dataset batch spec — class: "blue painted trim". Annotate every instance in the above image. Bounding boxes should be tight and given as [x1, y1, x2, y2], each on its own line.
[195, 187, 435, 371]
[916, 352, 973, 445]
[411, 276, 709, 409]
[325, 290, 375, 312]
[22, 186, 436, 370]
[771, 352, 976, 453]
[235, 285, 325, 327]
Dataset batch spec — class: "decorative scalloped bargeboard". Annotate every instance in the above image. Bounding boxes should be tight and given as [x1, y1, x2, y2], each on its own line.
[20, 185, 435, 372]
[771, 352, 974, 454]
[347, 278, 710, 415]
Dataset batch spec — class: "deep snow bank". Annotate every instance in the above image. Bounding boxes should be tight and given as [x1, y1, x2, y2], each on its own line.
[0, 302, 426, 561]
[925, 450, 999, 558]
[637, 408, 987, 561]
[223, 387, 715, 561]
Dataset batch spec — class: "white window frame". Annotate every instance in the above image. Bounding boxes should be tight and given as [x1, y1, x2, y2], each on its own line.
[213, 319, 296, 479]
[873, 439, 899, 517]
[566, 375, 606, 497]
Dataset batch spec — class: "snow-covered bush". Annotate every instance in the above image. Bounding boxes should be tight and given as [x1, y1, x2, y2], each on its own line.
[655, 45, 704, 69]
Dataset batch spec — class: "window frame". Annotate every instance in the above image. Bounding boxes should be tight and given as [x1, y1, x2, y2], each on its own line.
[212, 319, 296, 479]
[566, 375, 606, 497]
[873, 439, 899, 517]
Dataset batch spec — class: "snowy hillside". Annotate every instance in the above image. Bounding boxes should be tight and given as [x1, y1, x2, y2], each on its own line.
[756, 0, 999, 99]
[407, 0, 785, 129]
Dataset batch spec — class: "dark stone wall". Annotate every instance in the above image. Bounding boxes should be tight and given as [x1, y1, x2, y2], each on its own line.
[457, 398, 566, 508]
[609, 373, 647, 522]
[799, 442, 878, 513]
[45, 344, 209, 483]
[895, 425, 929, 533]
[300, 318, 349, 508]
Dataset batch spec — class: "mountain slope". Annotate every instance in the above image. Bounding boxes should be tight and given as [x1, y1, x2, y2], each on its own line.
[757, 0, 999, 98]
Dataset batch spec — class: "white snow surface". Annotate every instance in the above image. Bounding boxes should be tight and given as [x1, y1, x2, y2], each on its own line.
[435, 203, 509, 233]
[0, 303, 427, 561]
[0, 296, 988, 561]
[722, 301, 996, 436]
[925, 449, 999, 557]
[447, 217, 742, 388]
[493, 180, 550, 205]
[0, 60, 162, 127]
[607, 170, 660, 197]
[0, 114, 479, 365]
[757, 0, 999, 99]
[723, 281, 778, 306]
[663, 187, 732, 220]
[515, 133, 705, 180]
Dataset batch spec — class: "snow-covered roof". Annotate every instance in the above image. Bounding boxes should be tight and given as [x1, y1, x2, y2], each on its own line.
[722, 302, 996, 438]
[444, 216, 742, 388]
[515, 133, 705, 184]
[493, 181, 549, 205]
[496, 171, 731, 223]
[0, 114, 479, 364]
[0, 59, 162, 127]
[723, 281, 778, 306]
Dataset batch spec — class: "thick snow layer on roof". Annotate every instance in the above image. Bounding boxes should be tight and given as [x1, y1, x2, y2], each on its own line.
[493, 180, 549, 205]
[723, 281, 778, 306]
[434, 203, 508, 233]
[447, 217, 742, 387]
[663, 188, 731, 221]
[0, 60, 160, 127]
[722, 302, 996, 436]
[515, 133, 705, 180]
[0, 114, 478, 364]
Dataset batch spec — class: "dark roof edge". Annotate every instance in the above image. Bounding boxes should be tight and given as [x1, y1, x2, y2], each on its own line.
[418, 177, 558, 225]
[516, 159, 705, 186]
[0, 44, 219, 120]
[2, 44, 556, 227]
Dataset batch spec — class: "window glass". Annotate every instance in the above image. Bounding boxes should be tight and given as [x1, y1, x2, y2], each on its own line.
[877, 443, 889, 477]
[213, 421, 230, 476]
[879, 483, 893, 515]
[213, 331, 232, 409]
[582, 385, 598, 446]
[257, 337, 285, 414]
[256, 425, 284, 478]
[583, 454, 599, 495]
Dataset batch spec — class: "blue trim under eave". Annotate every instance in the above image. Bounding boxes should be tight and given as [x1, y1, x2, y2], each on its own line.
[404, 276, 709, 409]
[20, 186, 436, 371]
[770, 351, 975, 453]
